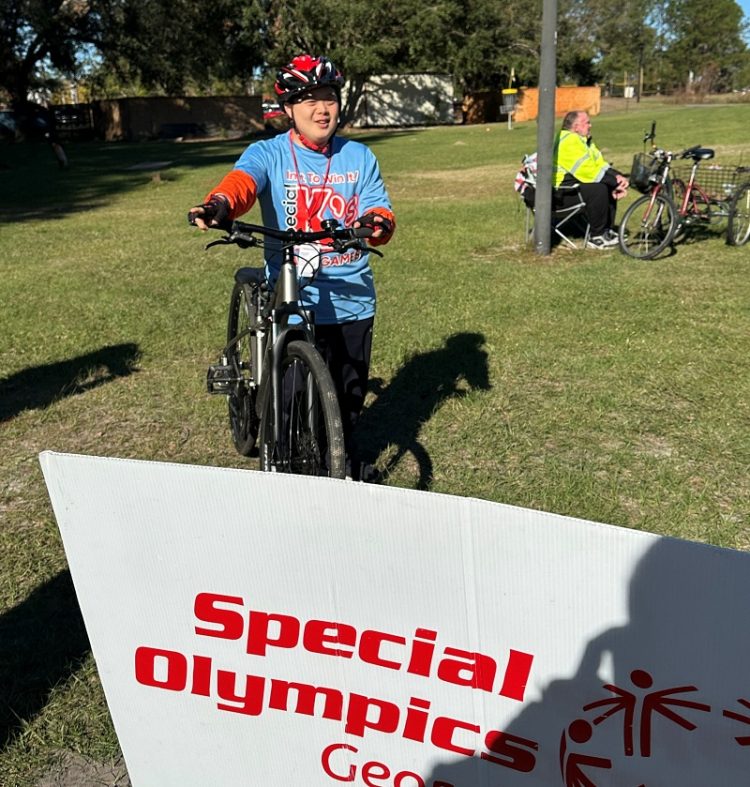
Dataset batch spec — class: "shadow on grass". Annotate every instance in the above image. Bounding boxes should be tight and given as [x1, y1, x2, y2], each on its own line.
[0, 129, 426, 223]
[356, 332, 491, 489]
[0, 137, 251, 224]
[0, 570, 90, 750]
[0, 343, 141, 422]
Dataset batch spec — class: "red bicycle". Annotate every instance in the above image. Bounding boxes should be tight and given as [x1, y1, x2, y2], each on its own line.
[619, 123, 750, 258]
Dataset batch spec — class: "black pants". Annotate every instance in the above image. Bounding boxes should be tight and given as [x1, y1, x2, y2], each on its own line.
[314, 317, 374, 459]
[576, 182, 617, 236]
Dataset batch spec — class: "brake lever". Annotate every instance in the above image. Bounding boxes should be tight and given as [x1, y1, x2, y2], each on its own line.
[205, 232, 258, 250]
[205, 236, 233, 250]
[331, 238, 384, 257]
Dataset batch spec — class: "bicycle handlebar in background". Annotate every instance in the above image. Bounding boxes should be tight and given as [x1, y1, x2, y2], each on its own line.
[644, 121, 656, 145]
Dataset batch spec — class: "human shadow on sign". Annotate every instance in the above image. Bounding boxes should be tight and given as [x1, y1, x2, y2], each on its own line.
[0, 570, 90, 750]
[421, 538, 750, 786]
[0, 342, 141, 422]
[354, 332, 490, 490]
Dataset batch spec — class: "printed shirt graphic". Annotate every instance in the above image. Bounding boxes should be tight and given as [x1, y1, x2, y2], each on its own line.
[232, 131, 392, 324]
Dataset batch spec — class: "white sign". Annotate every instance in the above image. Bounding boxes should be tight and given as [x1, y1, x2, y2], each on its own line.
[40, 451, 750, 786]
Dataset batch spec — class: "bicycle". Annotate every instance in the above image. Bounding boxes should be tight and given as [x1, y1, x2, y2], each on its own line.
[620, 123, 750, 258]
[204, 218, 377, 479]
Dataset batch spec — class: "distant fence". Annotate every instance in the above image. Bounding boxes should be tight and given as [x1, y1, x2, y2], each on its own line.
[51, 96, 264, 141]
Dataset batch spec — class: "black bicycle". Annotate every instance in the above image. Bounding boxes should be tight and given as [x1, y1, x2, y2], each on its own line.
[205, 219, 377, 479]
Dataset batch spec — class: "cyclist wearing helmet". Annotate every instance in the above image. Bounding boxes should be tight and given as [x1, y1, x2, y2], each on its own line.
[189, 54, 395, 480]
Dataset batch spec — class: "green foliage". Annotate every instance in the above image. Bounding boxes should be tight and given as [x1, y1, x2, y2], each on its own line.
[1, 0, 749, 120]
[0, 0, 98, 107]
[662, 0, 749, 92]
[94, 0, 266, 96]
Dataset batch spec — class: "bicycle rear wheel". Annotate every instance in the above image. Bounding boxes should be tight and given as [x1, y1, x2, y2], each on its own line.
[226, 282, 260, 455]
[727, 182, 750, 246]
[259, 340, 346, 479]
[618, 193, 677, 259]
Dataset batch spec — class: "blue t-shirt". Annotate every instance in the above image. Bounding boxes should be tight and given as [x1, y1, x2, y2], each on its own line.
[232, 131, 392, 324]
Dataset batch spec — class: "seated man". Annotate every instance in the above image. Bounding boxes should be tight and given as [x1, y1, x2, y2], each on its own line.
[553, 110, 628, 249]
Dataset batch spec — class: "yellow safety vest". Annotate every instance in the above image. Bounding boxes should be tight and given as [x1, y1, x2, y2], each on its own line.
[553, 130, 609, 187]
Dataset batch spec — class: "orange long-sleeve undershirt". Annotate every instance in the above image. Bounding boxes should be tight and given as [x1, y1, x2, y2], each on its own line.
[204, 170, 258, 219]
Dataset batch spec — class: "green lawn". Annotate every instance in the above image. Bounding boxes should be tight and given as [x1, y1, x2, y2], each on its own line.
[1, 101, 749, 782]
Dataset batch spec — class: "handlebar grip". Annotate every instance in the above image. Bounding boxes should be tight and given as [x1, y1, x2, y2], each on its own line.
[352, 227, 374, 239]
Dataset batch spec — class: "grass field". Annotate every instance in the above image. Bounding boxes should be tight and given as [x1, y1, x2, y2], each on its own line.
[1, 100, 749, 783]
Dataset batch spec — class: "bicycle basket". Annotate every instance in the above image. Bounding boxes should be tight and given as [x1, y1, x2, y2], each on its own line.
[630, 153, 659, 193]
[671, 164, 750, 202]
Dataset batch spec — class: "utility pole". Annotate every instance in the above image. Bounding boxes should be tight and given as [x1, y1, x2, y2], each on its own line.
[534, 0, 558, 255]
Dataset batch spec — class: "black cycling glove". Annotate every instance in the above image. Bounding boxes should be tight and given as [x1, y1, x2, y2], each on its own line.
[356, 212, 394, 237]
[188, 195, 230, 228]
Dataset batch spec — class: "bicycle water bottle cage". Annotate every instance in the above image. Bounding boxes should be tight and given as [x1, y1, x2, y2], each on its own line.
[682, 147, 714, 161]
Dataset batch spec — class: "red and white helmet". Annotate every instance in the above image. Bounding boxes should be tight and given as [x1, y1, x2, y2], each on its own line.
[274, 55, 344, 104]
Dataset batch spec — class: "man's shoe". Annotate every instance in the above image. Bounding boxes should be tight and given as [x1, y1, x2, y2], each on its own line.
[604, 229, 619, 242]
[586, 234, 618, 250]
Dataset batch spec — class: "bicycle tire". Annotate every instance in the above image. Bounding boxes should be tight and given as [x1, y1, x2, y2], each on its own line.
[727, 182, 750, 246]
[258, 340, 346, 479]
[618, 193, 677, 260]
[226, 282, 260, 456]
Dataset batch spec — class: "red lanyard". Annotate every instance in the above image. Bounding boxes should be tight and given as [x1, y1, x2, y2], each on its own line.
[289, 134, 333, 231]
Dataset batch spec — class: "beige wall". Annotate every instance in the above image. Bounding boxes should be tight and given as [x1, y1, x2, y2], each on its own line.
[346, 74, 455, 127]
[94, 96, 264, 141]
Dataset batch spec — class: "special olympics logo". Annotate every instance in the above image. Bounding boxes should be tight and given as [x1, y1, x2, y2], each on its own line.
[558, 669, 750, 786]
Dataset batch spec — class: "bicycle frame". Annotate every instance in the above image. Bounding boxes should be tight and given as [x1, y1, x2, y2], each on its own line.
[639, 152, 674, 219]
[674, 161, 734, 225]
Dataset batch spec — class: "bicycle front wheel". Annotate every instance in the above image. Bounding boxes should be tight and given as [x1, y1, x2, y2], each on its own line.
[618, 194, 677, 260]
[226, 282, 260, 456]
[727, 182, 750, 246]
[259, 340, 346, 479]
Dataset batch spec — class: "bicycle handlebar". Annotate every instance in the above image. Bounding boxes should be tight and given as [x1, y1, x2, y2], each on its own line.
[231, 219, 373, 244]
[649, 146, 706, 162]
[204, 218, 381, 255]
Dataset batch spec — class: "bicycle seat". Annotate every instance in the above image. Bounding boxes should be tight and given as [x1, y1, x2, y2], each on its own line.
[682, 146, 714, 161]
[234, 267, 265, 286]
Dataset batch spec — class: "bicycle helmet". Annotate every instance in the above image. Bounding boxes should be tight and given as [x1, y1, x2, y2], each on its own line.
[274, 55, 344, 105]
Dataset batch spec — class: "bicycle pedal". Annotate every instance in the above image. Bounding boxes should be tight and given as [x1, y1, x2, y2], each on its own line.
[206, 363, 234, 395]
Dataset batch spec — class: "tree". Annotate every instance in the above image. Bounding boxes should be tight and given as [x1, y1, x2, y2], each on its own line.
[93, 0, 266, 96]
[0, 0, 99, 110]
[0, 0, 267, 109]
[661, 0, 748, 92]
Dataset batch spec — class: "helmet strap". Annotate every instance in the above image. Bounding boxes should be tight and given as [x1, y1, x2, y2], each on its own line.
[294, 129, 333, 155]
[287, 105, 335, 155]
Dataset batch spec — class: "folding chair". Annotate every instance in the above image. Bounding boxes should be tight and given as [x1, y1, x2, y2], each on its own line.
[515, 153, 591, 249]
